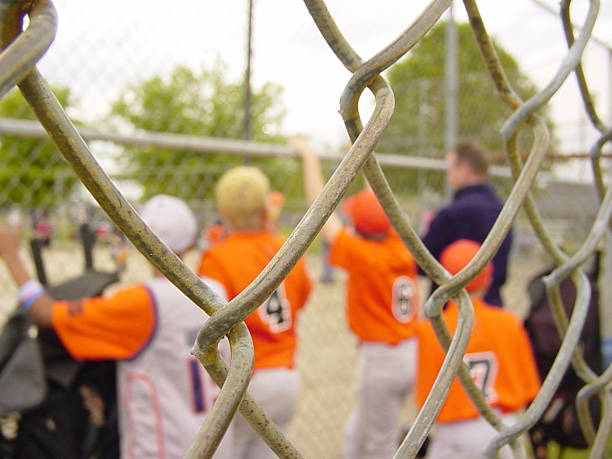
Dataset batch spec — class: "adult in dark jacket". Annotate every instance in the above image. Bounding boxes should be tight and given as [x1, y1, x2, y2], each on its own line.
[421, 141, 512, 307]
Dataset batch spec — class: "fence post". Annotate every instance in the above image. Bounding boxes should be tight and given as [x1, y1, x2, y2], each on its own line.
[601, 233, 612, 368]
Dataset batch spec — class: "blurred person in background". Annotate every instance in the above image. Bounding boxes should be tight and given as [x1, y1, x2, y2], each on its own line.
[421, 141, 512, 307]
[415, 240, 539, 458]
[197, 166, 312, 459]
[0, 195, 231, 459]
[292, 136, 420, 459]
[31, 209, 53, 247]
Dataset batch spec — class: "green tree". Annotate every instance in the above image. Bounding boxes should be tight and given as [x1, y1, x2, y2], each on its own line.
[379, 21, 555, 195]
[110, 63, 289, 202]
[0, 87, 78, 209]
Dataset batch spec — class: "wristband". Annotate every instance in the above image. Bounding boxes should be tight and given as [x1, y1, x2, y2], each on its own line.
[18, 279, 43, 302]
[19, 280, 45, 311]
[22, 290, 45, 311]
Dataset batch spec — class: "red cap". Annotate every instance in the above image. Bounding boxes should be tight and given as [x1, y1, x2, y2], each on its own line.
[440, 239, 492, 292]
[342, 189, 391, 235]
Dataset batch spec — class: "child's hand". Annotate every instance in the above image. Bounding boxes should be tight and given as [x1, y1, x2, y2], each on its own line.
[289, 136, 316, 160]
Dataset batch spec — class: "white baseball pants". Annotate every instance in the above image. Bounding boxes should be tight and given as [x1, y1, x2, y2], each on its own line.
[231, 367, 299, 459]
[426, 413, 517, 459]
[344, 339, 417, 459]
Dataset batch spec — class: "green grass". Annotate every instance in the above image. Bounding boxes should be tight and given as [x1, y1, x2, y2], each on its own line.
[546, 441, 612, 458]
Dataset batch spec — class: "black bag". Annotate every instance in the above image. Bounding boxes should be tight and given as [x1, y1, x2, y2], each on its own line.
[0, 223, 120, 459]
[524, 253, 602, 458]
[0, 310, 45, 415]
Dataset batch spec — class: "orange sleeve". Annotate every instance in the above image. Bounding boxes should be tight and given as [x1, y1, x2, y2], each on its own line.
[329, 228, 360, 270]
[51, 284, 155, 361]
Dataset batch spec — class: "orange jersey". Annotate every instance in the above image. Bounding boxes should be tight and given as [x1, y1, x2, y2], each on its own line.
[415, 298, 540, 423]
[197, 230, 312, 371]
[329, 228, 419, 344]
[52, 284, 155, 360]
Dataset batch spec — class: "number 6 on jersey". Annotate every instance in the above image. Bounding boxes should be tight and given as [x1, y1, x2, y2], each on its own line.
[391, 276, 416, 323]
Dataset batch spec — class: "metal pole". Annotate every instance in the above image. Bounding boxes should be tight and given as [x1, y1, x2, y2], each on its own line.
[608, 49, 612, 125]
[418, 78, 427, 157]
[243, 0, 254, 142]
[417, 78, 427, 194]
[444, 1, 457, 151]
[0, 116, 514, 178]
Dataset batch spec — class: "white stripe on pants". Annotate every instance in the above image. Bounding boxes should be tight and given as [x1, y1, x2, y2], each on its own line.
[344, 339, 416, 459]
[231, 367, 299, 459]
[426, 413, 517, 459]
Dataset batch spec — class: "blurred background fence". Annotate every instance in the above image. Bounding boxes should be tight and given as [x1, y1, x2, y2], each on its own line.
[0, 0, 610, 457]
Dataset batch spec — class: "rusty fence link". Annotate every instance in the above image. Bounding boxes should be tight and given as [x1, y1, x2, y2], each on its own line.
[0, 0, 610, 458]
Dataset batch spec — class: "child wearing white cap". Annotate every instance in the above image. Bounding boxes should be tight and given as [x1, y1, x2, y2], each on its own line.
[0, 195, 231, 459]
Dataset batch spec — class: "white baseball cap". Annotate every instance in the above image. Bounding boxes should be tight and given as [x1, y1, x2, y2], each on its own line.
[139, 194, 197, 254]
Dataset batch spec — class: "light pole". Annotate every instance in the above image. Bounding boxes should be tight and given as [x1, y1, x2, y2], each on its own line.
[243, 0, 254, 142]
[444, 1, 457, 151]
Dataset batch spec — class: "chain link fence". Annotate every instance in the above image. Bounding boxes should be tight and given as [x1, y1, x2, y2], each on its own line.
[0, 0, 611, 458]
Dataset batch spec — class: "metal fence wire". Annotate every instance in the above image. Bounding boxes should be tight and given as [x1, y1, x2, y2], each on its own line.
[0, 0, 610, 458]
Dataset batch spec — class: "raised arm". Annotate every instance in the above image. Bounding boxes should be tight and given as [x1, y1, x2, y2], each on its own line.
[289, 136, 343, 243]
[0, 224, 53, 326]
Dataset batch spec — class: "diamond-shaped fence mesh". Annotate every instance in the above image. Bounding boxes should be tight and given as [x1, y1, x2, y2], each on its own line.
[0, 1, 611, 458]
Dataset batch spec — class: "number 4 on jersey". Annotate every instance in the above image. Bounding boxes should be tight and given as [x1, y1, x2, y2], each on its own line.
[258, 286, 291, 333]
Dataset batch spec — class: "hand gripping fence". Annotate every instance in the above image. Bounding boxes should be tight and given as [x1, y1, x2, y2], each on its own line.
[0, 0, 610, 457]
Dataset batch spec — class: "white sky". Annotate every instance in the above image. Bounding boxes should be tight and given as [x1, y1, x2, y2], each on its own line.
[36, 0, 612, 163]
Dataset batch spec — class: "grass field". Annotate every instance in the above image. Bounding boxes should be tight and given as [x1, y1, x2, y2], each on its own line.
[1, 242, 609, 458]
[546, 442, 612, 459]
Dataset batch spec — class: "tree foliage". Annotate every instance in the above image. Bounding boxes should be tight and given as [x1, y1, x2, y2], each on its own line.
[378, 21, 555, 195]
[110, 63, 289, 201]
[0, 87, 78, 209]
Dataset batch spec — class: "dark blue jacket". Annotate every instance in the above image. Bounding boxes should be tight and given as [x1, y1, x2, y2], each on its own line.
[421, 183, 513, 306]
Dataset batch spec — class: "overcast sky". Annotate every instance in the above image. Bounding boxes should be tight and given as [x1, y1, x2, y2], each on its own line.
[36, 0, 612, 161]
